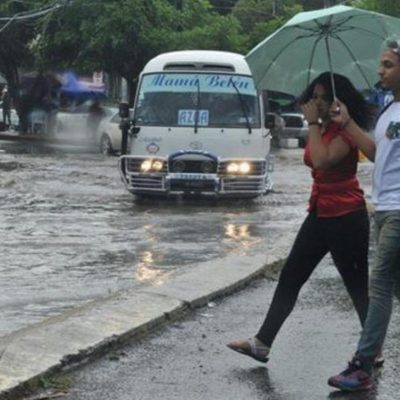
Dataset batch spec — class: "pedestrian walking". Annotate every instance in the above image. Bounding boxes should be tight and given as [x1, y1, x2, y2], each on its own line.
[328, 39, 400, 392]
[1, 86, 12, 127]
[227, 72, 376, 367]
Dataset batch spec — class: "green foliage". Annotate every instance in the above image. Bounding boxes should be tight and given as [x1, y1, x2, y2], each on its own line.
[0, 0, 46, 95]
[248, 4, 303, 50]
[350, 0, 379, 11]
[233, 0, 297, 31]
[174, 14, 248, 53]
[34, 0, 246, 88]
[351, 0, 400, 17]
[2, 0, 400, 101]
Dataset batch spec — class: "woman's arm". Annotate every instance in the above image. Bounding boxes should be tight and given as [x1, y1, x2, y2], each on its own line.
[302, 99, 351, 169]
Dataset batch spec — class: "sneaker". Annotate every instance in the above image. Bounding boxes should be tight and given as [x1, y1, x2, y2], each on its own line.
[227, 337, 270, 363]
[328, 358, 372, 392]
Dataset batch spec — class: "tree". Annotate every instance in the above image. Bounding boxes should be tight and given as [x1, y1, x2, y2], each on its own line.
[209, 0, 239, 14]
[34, 0, 246, 102]
[351, 0, 400, 17]
[0, 0, 66, 114]
[247, 4, 302, 49]
[232, 0, 298, 32]
[0, 1, 37, 97]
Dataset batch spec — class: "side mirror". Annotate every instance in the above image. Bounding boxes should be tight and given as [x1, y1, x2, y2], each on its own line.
[265, 113, 276, 129]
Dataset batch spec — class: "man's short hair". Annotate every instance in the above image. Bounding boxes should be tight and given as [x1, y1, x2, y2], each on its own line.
[386, 39, 400, 58]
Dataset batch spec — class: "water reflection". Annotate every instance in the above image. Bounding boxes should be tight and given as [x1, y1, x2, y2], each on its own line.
[134, 250, 171, 286]
[225, 223, 250, 240]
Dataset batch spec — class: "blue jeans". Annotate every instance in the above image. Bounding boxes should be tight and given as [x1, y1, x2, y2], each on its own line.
[357, 210, 400, 371]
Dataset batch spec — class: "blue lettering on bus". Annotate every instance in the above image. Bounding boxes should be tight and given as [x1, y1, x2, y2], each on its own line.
[150, 74, 251, 90]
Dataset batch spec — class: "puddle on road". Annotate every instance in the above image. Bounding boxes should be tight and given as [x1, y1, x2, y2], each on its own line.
[0, 145, 311, 337]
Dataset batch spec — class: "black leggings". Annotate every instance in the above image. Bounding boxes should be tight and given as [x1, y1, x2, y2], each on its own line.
[256, 208, 370, 347]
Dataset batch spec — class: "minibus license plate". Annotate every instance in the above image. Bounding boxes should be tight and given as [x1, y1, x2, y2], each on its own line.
[172, 173, 214, 180]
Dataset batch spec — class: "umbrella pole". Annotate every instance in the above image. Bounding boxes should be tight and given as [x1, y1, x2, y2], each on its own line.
[324, 37, 337, 99]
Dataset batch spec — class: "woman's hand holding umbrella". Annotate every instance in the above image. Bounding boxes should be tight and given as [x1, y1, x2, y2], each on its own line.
[330, 98, 351, 129]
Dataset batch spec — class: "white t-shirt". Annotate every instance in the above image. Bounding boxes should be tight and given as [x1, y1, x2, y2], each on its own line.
[373, 101, 400, 210]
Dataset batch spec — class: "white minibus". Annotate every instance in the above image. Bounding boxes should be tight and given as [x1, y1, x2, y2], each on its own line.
[119, 50, 273, 197]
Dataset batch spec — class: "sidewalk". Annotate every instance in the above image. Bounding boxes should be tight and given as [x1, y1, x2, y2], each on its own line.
[0, 252, 285, 400]
[61, 252, 400, 400]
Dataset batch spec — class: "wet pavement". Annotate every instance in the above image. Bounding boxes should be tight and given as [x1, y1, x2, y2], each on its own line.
[0, 137, 386, 399]
[0, 141, 319, 338]
[45, 235, 400, 400]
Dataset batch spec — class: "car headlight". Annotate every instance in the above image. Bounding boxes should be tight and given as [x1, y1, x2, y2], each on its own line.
[226, 162, 251, 174]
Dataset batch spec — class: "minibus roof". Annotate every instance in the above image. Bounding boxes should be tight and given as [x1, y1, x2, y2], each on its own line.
[142, 50, 252, 76]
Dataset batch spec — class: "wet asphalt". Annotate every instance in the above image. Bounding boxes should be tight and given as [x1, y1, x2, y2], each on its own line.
[12, 148, 399, 399]
[48, 239, 400, 400]
[3, 138, 398, 399]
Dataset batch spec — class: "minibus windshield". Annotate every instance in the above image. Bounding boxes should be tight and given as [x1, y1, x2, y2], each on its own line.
[134, 73, 261, 128]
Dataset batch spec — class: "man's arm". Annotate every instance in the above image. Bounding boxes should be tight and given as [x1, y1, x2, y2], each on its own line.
[331, 99, 376, 162]
[342, 118, 375, 162]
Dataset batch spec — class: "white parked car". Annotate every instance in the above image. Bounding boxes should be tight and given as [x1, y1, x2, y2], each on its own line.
[56, 100, 93, 136]
[56, 103, 126, 154]
[280, 112, 309, 147]
[96, 107, 123, 155]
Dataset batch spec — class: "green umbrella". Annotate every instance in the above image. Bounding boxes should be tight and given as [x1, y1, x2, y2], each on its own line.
[245, 5, 400, 97]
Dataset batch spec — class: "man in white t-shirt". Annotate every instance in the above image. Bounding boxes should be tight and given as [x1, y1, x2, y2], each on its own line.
[328, 39, 400, 391]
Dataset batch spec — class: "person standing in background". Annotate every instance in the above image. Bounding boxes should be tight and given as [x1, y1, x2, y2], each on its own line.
[1, 86, 12, 127]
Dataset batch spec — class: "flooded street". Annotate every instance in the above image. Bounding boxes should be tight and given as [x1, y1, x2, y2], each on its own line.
[0, 141, 373, 338]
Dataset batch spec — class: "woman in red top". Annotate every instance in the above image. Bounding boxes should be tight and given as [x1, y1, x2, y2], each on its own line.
[227, 72, 376, 364]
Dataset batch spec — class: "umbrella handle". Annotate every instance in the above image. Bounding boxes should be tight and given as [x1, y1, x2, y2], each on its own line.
[324, 36, 337, 100]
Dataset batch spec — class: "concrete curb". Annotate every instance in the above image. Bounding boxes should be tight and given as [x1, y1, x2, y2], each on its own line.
[0, 252, 284, 399]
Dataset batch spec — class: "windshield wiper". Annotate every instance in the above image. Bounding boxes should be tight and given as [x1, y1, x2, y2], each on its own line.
[194, 77, 200, 134]
[229, 78, 252, 134]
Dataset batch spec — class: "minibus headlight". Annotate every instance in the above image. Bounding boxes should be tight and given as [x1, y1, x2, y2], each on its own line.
[152, 160, 163, 171]
[226, 162, 251, 174]
[141, 160, 152, 172]
[140, 159, 164, 172]
[227, 163, 239, 173]
[239, 162, 251, 174]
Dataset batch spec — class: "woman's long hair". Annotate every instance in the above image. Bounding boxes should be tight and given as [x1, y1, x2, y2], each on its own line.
[299, 72, 375, 130]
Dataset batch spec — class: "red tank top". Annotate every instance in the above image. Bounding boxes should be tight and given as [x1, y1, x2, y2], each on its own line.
[303, 122, 366, 218]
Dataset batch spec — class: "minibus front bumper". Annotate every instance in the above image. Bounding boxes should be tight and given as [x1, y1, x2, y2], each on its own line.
[119, 155, 273, 197]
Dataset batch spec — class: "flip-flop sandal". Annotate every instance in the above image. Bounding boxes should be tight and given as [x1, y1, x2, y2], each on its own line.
[227, 337, 269, 363]
[374, 350, 384, 368]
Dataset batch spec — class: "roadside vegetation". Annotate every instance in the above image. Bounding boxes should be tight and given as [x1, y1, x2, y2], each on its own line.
[0, 0, 399, 102]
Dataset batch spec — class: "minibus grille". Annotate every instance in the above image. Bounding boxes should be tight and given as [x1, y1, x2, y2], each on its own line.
[168, 159, 217, 173]
[128, 176, 164, 190]
[221, 177, 265, 192]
